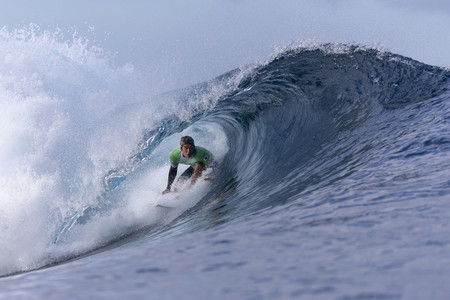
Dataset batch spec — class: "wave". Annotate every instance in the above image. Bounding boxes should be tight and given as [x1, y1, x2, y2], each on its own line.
[55, 44, 449, 258]
[0, 27, 448, 276]
[203, 44, 448, 214]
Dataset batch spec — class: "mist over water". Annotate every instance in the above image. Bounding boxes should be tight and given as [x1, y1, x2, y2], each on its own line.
[0, 1, 449, 299]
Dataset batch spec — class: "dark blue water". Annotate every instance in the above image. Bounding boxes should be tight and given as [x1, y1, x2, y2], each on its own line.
[1, 41, 449, 299]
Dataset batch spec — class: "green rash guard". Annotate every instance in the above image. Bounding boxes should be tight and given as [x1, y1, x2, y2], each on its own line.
[169, 146, 214, 168]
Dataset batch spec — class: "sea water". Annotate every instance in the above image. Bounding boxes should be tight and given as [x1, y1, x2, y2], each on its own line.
[1, 3, 450, 299]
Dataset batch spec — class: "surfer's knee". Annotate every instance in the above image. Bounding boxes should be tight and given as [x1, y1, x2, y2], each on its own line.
[194, 162, 206, 171]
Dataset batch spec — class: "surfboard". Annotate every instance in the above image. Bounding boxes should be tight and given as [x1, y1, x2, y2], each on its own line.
[156, 195, 179, 209]
[156, 204, 175, 209]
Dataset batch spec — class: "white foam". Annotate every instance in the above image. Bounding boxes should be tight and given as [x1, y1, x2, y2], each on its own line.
[0, 25, 233, 275]
[0, 25, 153, 275]
[56, 120, 229, 254]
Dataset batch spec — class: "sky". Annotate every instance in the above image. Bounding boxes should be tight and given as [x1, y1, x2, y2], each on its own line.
[1, 0, 450, 91]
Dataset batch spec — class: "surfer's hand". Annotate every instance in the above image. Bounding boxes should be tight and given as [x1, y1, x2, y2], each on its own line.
[204, 176, 215, 181]
[162, 189, 170, 195]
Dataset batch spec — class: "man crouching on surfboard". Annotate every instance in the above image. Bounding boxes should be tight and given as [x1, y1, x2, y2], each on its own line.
[162, 136, 215, 194]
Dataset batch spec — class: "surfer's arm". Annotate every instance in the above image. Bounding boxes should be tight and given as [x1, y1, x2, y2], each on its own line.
[204, 160, 217, 181]
[162, 166, 178, 194]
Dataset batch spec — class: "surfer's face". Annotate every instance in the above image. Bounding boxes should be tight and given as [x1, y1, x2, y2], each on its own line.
[181, 144, 194, 158]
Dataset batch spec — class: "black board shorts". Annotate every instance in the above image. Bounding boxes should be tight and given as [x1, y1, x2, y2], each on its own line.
[179, 166, 194, 180]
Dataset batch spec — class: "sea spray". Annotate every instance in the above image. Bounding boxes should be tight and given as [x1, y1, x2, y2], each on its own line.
[0, 25, 146, 274]
[0, 25, 236, 275]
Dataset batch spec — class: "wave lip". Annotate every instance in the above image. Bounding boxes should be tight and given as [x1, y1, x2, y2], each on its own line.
[204, 45, 449, 212]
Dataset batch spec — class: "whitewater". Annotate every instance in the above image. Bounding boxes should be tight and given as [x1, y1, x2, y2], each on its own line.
[1, 25, 450, 299]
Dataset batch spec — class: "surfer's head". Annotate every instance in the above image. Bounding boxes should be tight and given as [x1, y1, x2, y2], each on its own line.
[180, 136, 195, 158]
[180, 136, 195, 148]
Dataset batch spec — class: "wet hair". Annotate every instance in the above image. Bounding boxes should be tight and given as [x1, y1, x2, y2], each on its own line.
[180, 136, 195, 148]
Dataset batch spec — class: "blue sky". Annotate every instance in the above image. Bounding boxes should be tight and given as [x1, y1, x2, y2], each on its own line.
[1, 0, 449, 90]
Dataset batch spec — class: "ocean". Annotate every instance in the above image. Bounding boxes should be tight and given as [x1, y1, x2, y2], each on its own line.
[1, 3, 450, 299]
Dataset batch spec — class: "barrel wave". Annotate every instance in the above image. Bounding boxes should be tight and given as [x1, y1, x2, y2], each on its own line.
[59, 45, 448, 265]
[1, 35, 450, 298]
[207, 45, 449, 217]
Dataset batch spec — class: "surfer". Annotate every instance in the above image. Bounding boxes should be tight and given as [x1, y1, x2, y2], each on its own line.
[162, 136, 215, 194]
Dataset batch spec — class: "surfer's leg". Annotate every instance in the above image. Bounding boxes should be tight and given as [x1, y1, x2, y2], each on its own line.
[173, 166, 194, 192]
[191, 162, 206, 185]
[177, 166, 194, 183]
